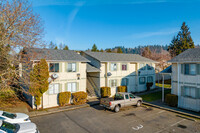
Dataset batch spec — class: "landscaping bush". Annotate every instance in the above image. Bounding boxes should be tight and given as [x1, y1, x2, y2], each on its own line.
[72, 91, 87, 105]
[100, 87, 111, 98]
[117, 86, 127, 92]
[165, 94, 178, 107]
[59, 92, 71, 106]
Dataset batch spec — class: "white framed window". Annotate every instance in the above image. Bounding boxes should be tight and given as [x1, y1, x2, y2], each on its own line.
[67, 82, 77, 92]
[121, 78, 128, 86]
[139, 63, 146, 70]
[49, 63, 59, 72]
[48, 84, 60, 94]
[68, 63, 76, 72]
[184, 64, 196, 75]
[110, 79, 117, 87]
[147, 76, 153, 83]
[121, 64, 127, 71]
[183, 86, 197, 98]
[139, 77, 146, 84]
[111, 63, 117, 71]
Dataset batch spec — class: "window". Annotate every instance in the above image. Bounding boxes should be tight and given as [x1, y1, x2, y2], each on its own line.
[110, 79, 117, 87]
[121, 64, 127, 71]
[49, 84, 60, 94]
[147, 76, 153, 83]
[111, 63, 117, 71]
[2, 112, 16, 119]
[197, 64, 200, 75]
[49, 63, 59, 72]
[125, 94, 129, 99]
[184, 64, 196, 75]
[139, 77, 146, 84]
[121, 78, 128, 86]
[68, 63, 76, 72]
[182, 86, 197, 98]
[67, 82, 77, 92]
[129, 94, 135, 99]
[147, 63, 153, 70]
[139, 63, 146, 70]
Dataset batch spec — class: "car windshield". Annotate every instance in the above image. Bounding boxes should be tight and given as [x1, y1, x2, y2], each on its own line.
[0, 121, 17, 133]
[2, 112, 16, 119]
[114, 93, 124, 100]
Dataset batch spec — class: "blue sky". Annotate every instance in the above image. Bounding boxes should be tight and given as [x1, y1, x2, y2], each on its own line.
[32, 0, 200, 50]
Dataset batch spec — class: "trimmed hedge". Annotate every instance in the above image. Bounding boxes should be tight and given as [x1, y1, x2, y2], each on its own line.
[101, 87, 111, 98]
[72, 91, 87, 105]
[117, 86, 127, 92]
[59, 92, 71, 106]
[165, 94, 178, 107]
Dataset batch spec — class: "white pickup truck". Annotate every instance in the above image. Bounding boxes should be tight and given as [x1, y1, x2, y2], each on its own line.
[100, 92, 143, 112]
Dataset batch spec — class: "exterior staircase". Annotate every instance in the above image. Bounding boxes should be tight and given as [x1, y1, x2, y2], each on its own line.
[87, 76, 100, 98]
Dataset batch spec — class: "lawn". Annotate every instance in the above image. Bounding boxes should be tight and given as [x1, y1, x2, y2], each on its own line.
[140, 89, 171, 102]
[155, 83, 171, 89]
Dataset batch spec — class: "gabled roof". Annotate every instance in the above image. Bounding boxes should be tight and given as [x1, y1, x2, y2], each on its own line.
[23, 48, 89, 62]
[83, 51, 157, 63]
[86, 63, 100, 72]
[169, 48, 200, 63]
[160, 65, 172, 74]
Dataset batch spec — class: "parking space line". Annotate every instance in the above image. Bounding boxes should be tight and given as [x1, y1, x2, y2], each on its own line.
[155, 119, 186, 133]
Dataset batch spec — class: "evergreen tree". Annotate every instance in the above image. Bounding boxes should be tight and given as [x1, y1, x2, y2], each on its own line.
[49, 41, 56, 49]
[168, 22, 195, 57]
[63, 45, 69, 50]
[54, 46, 58, 50]
[106, 49, 112, 53]
[30, 59, 49, 109]
[100, 49, 104, 52]
[91, 44, 98, 52]
[117, 47, 123, 53]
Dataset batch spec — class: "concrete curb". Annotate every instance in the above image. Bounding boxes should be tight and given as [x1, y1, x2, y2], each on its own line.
[29, 102, 100, 118]
[143, 102, 200, 120]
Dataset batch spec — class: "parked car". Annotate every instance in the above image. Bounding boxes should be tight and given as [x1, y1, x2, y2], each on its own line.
[0, 111, 30, 124]
[100, 92, 143, 112]
[0, 120, 39, 133]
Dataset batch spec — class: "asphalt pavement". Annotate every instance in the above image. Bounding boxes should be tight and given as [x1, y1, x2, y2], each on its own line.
[31, 105, 200, 133]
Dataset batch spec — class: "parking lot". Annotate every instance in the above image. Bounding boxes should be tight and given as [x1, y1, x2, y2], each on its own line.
[31, 105, 200, 133]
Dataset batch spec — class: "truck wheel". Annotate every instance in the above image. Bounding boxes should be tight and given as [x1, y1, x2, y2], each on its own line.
[136, 101, 141, 107]
[114, 105, 120, 112]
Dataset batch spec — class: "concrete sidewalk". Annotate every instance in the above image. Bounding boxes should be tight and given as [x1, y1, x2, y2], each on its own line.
[143, 100, 200, 120]
[28, 99, 100, 118]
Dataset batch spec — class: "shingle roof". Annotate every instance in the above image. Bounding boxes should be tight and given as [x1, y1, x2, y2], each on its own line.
[160, 65, 172, 74]
[83, 51, 157, 63]
[86, 63, 100, 72]
[169, 48, 200, 63]
[24, 48, 89, 62]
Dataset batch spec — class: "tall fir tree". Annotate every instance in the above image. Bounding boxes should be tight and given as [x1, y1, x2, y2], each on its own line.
[168, 22, 195, 57]
[63, 45, 69, 50]
[117, 47, 123, 53]
[30, 59, 49, 109]
[91, 44, 98, 52]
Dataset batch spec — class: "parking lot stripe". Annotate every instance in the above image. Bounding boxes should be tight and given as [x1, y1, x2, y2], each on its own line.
[155, 119, 186, 133]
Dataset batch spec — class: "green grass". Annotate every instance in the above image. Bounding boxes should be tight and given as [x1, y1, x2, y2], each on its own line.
[140, 89, 171, 102]
[156, 83, 171, 89]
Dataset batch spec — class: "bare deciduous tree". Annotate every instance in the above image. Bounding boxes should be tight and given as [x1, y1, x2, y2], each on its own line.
[0, 0, 44, 94]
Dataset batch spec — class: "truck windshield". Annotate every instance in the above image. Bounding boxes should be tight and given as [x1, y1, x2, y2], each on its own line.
[114, 94, 124, 100]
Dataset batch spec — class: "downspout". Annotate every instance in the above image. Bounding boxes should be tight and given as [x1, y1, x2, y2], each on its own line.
[105, 62, 108, 87]
[177, 63, 180, 96]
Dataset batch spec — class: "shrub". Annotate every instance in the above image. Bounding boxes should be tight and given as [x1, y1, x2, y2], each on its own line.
[72, 91, 87, 105]
[59, 92, 71, 106]
[117, 86, 127, 92]
[101, 87, 111, 98]
[165, 94, 178, 107]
